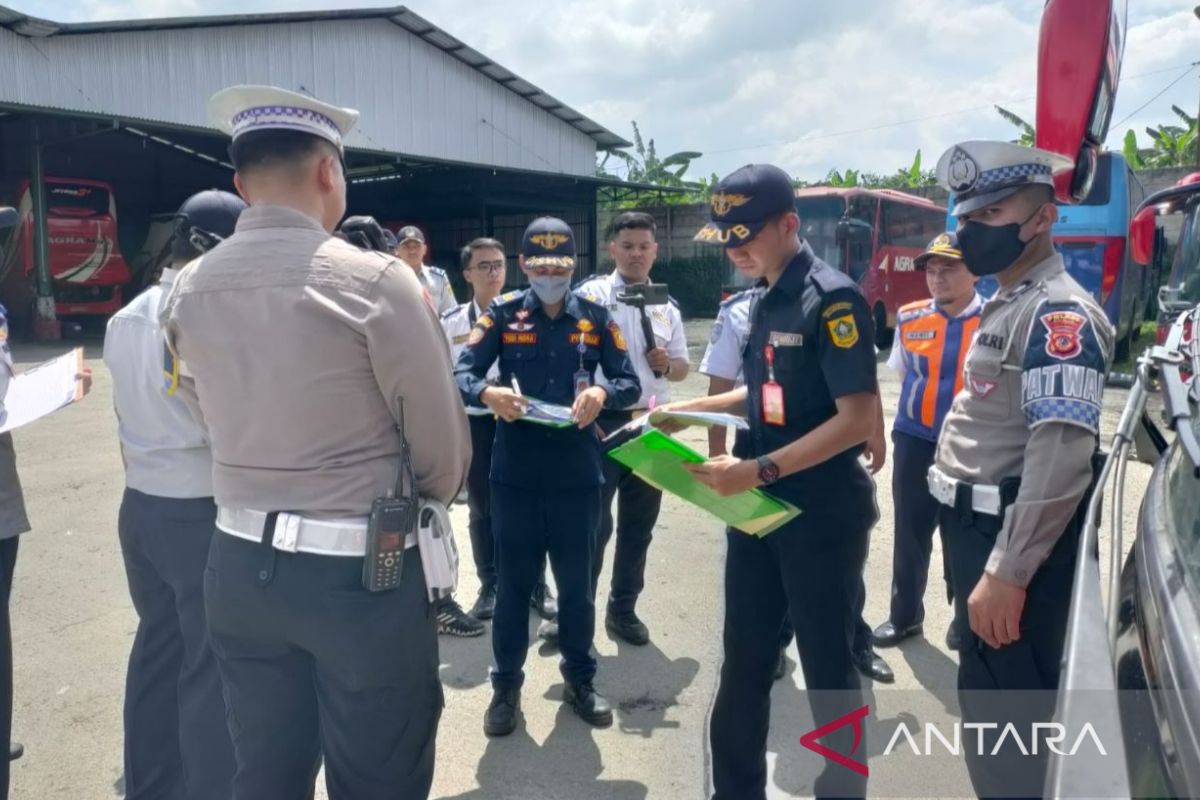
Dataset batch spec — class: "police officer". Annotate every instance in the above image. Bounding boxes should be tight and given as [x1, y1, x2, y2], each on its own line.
[163, 86, 470, 799]
[576, 211, 690, 646]
[929, 141, 1113, 796]
[104, 189, 245, 799]
[455, 217, 640, 736]
[701, 281, 893, 685]
[872, 232, 981, 653]
[440, 237, 555, 627]
[394, 225, 458, 314]
[664, 164, 879, 798]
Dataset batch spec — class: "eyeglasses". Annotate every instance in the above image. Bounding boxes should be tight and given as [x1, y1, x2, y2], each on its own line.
[469, 260, 506, 275]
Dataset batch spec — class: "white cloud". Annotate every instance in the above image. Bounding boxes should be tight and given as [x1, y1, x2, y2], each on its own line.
[20, 0, 1200, 181]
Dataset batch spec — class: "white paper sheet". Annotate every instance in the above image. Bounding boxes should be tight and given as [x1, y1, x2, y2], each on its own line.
[0, 349, 84, 433]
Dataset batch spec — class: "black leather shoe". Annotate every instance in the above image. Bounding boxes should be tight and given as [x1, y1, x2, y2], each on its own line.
[9, 742, 22, 762]
[531, 582, 558, 621]
[853, 649, 895, 684]
[471, 584, 497, 620]
[872, 621, 924, 648]
[484, 688, 520, 737]
[537, 621, 559, 647]
[774, 648, 788, 681]
[564, 682, 613, 727]
[945, 621, 965, 652]
[605, 609, 650, 646]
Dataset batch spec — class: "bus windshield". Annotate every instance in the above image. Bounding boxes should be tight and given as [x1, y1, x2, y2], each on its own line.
[795, 195, 848, 269]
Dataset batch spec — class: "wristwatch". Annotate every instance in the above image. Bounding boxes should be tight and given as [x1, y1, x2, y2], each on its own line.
[756, 455, 781, 485]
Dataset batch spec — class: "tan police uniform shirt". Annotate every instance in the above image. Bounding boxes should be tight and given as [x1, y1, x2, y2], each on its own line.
[936, 252, 1114, 587]
[161, 205, 470, 518]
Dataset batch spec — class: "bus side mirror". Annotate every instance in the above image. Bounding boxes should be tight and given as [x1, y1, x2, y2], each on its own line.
[836, 217, 872, 245]
[0, 207, 16, 229]
[1129, 206, 1156, 266]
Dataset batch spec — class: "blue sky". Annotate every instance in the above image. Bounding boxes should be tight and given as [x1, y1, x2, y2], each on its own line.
[10, 0, 1200, 181]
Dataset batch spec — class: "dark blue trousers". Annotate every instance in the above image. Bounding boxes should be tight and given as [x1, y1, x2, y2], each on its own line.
[118, 488, 234, 800]
[490, 484, 600, 691]
[887, 430, 951, 628]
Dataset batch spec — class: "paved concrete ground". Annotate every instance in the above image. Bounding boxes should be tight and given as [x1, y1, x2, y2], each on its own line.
[4, 319, 1152, 799]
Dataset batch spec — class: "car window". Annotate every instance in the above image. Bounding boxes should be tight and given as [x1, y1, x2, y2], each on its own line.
[1166, 410, 1200, 602]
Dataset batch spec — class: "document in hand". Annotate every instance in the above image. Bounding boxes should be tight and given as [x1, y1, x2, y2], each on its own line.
[0, 348, 85, 433]
[605, 428, 800, 536]
[518, 398, 577, 428]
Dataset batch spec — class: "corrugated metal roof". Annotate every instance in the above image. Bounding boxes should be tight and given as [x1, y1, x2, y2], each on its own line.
[0, 4, 631, 154]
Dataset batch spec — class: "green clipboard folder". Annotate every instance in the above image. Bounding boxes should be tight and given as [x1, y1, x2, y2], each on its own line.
[606, 429, 800, 536]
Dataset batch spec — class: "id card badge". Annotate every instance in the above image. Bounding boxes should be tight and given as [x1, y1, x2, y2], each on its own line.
[574, 368, 591, 399]
[762, 345, 786, 426]
[574, 335, 591, 399]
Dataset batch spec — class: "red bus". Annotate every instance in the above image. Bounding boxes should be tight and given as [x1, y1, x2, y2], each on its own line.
[0, 177, 133, 321]
[801, 187, 949, 347]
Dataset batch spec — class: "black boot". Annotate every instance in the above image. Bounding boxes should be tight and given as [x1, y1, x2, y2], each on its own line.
[471, 584, 497, 620]
[564, 682, 613, 727]
[484, 688, 521, 737]
[605, 608, 650, 646]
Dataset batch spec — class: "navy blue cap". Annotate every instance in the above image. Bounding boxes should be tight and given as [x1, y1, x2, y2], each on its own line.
[914, 231, 964, 269]
[694, 163, 796, 248]
[521, 216, 576, 269]
[397, 225, 425, 245]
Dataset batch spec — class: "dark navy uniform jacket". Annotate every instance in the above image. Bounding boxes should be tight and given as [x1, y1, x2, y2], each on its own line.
[735, 243, 878, 517]
[455, 289, 640, 489]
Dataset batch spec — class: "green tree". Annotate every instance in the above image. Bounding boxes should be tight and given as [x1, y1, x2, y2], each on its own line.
[996, 106, 1036, 147]
[1137, 105, 1198, 167]
[596, 121, 707, 208]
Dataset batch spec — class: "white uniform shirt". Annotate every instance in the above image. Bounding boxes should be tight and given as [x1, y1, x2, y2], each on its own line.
[104, 268, 214, 498]
[419, 265, 458, 315]
[699, 290, 754, 386]
[575, 271, 688, 409]
[440, 299, 499, 416]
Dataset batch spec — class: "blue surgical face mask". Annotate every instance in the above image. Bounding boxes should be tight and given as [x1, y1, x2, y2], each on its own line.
[528, 274, 573, 305]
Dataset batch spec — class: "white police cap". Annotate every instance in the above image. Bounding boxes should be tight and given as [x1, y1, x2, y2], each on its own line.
[937, 140, 1073, 216]
[208, 85, 359, 153]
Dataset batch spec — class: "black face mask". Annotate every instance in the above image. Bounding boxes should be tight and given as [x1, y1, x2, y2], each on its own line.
[956, 207, 1044, 277]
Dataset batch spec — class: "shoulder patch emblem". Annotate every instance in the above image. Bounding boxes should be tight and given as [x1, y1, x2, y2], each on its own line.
[826, 315, 859, 349]
[608, 320, 628, 352]
[467, 326, 486, 346]
[1041, 310, 1087, 361]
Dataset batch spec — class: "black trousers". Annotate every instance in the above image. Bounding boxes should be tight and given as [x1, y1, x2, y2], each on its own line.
[467, 414, 498, 589]
[204, 531, 441, 800]
[711, 508, 871, 800]
[592, 410, 662, 614]
[118, 489, 234, 800]
[888, 431, 952, 628]
[940, 502, 1080, 799]
[491, 485, 599, 691]
[0, 536, 17, 800]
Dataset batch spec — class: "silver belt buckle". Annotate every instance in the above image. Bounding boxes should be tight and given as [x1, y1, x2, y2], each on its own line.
[927, 467, 954, 506]
[272, 513, 302, 553]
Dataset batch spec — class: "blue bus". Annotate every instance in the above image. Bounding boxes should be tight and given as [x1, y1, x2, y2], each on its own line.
[949, 152, 1153, 359]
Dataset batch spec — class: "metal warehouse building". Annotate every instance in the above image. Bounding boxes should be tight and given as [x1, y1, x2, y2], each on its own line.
[0, 4, 639, 336]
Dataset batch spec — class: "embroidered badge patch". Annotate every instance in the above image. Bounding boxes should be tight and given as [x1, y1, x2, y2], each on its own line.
[821, 301, 854, 320]
[467, 327, 486, 346]
[502, 332, 537, 345]
[608, 321, 628, 351]
[826, 315, 859, 349]
[577, 318, 594, 333]
[1040, 311, 1087, 360]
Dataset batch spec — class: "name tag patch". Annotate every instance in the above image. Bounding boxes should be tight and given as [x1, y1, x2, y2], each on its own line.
[769, 331, 803, 347]
[905, 330, 937, 341]
[502, 332, 537, 345]
[569, 333, 601, 347]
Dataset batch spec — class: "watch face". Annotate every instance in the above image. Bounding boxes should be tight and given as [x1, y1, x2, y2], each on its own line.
[759, 461, 780, 483]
